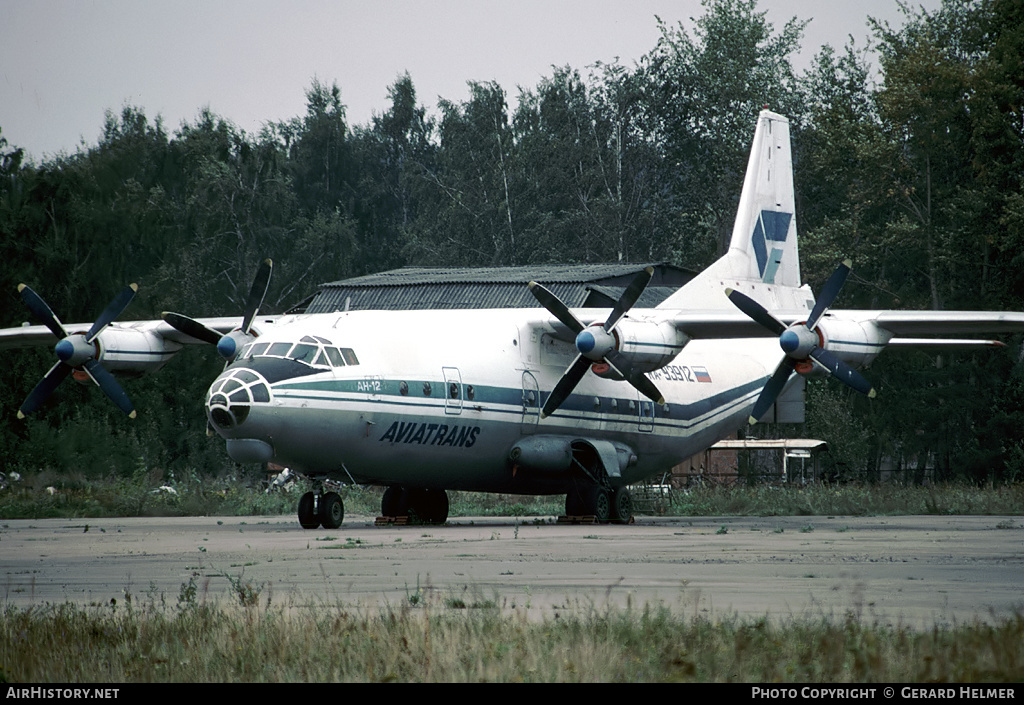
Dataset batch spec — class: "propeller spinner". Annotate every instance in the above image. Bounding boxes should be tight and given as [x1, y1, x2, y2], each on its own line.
[529, 267, 664, 418]
[162, 259, 272, 361]
[16, 282, 139, 419]
[726, 259, 876, 425]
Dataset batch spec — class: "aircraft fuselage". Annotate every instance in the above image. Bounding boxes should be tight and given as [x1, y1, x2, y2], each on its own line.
[207, 308, 776, 494]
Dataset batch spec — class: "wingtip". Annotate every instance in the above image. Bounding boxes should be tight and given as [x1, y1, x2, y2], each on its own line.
[17, 283, 26, 293]
[129, 410, 137, 419]
[868, 389, 877, 399]
[748, 416, 758, 425]
[129, 283, 139, 293]
[17, 410, 26, 420]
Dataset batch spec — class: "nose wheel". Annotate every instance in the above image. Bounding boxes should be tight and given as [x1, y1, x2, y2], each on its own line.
[297, 490, 345, 529]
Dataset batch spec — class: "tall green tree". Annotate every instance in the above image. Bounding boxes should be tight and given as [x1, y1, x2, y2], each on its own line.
[638, 0, 807, 265]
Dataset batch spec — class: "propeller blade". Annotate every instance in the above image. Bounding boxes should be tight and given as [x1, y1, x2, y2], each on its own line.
[18, 361, 73, 419]
[529, 281, 585, 334]
[806, 259, 851, 330]
[541, 355, 591, 418]
[241, 259, 273, 335]
[84, 359, 136, 418]
[604, 267, 653, 332]
[162, 312, 224, 346]
[86, 284, 138, 342]
[18, 284, 67, 340]
[809, 347, 876, 398]
[748, 358, 797, 425]
[17, 282, 139, 418]
[725, 288, 787, 336]
[605, 350, 664, 404]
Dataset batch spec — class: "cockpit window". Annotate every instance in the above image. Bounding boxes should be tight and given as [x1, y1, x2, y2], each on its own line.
[237, 338, 360, 369]
[325, 348, 345, 367]
[268, 342, 292, 357]
[290, 344, 317, 364]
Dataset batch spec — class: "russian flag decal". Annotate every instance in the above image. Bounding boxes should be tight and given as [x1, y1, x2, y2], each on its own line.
[693, 366, 712, 383]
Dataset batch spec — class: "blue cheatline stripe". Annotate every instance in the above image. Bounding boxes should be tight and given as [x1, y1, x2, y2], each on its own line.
[829, 339, 885, 350]
[108, 349, 177, 359]
[622, 341, 686, 351]
[271, 374, 765, 435]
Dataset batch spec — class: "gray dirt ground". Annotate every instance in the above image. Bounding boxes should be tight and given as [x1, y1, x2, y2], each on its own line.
[2, 514, 1022, 625]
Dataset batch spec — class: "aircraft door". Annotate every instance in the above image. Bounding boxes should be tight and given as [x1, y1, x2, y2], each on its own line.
[521, 371, 540, 432]
[638, 397, 655, 433]
[442, 366, 463, 415]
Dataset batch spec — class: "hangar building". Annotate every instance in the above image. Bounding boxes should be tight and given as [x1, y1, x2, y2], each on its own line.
[294, 262, 693, 314]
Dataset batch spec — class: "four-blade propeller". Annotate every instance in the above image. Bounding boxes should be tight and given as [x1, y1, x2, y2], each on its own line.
[726, 259, 876, 424]
[529, 267, 664, 418]
[162, 259, 273, 361]
[16, 283, 139, 419]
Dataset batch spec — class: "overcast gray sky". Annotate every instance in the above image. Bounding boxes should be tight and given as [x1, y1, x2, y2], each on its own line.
[2, 0, 940, 162]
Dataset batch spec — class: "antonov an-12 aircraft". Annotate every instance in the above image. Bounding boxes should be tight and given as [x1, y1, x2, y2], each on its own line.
[5, 110, 1024, 528]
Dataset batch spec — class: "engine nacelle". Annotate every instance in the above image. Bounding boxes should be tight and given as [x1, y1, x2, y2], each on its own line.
[93, 326, 182, 375]
[606, 318, 688, 374]
[812, 317, 892, 370]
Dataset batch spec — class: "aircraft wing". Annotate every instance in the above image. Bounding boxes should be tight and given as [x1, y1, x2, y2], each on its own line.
[666, 309, 1024, 345]
[0, 316, 245, 351]
[870, 311, 1024, 337]
[668, 311, 803, 339]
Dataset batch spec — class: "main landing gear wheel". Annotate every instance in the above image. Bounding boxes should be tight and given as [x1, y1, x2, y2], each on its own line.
[610, 487, 633, 524]
[297, 490, 345, 529]
[566, 484, 611, 524]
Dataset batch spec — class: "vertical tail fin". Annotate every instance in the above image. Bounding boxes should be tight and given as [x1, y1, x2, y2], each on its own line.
[660, 110, 803, 310]
[726, 109, 800, 287]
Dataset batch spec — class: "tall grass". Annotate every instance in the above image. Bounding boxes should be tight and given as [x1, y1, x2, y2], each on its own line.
[668, 483, 1024, 517]
[0, 467, 1020, 520]
[1, 594, 1021, 682]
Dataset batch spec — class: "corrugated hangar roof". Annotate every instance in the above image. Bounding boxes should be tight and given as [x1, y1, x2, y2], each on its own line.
[298, 262, 694, 313]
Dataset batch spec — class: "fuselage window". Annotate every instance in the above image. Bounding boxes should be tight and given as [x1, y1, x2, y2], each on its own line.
[268, 342, 292, 357]
[249, 342, 270, 358]
[340, 348, 359, 365]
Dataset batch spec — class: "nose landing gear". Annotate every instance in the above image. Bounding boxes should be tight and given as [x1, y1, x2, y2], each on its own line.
[297, 489, 345, 529]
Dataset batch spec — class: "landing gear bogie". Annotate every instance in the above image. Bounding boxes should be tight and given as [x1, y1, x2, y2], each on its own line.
[565, 484, 632, 524]
[297, 489, 345, 529]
